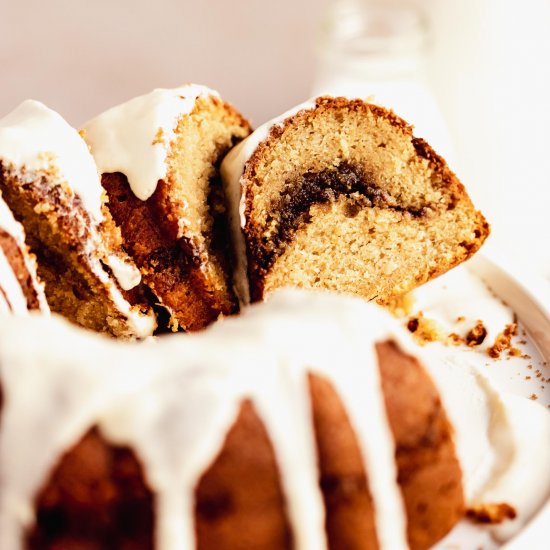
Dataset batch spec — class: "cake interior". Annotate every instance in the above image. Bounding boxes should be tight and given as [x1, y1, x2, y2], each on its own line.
[244, 102, 488, 302]
[164, 95, 250, 316]
[0, 166, 144, 336]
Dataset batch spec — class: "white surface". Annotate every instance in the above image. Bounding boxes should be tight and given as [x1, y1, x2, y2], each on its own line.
[423, 256, 550, 550]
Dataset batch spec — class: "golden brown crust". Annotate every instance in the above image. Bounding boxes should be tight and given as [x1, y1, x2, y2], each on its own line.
[377, 341, 465, 550]
[22, 341, 464, 549]
[102, 172, 227, 332]
[309, 373, 379, 550]
[0, 228, 42, 310]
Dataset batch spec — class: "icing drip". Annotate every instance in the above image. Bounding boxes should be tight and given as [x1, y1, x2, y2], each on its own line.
[105, 253, 142, 291]
[0, 289, 548, 549]
[0, 100, 104, 221]
[93, 255, 155, 337]
[83, 84, 219, 201]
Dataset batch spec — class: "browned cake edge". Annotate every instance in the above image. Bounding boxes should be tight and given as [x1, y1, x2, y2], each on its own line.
[0, 228, 43, 310]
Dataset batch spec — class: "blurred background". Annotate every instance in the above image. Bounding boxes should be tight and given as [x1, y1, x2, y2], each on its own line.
[2, 0, 550, 281]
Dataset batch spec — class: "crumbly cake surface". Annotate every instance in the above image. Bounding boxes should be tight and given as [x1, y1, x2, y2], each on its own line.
[235, 97, 489, 302]
[0, 164, 155, 338]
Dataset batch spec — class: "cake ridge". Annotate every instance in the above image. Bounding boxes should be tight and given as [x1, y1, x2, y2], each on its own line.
[83, 84, 222, 202]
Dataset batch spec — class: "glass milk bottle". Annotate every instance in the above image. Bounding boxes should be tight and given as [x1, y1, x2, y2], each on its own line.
[311, 0, 454, 163]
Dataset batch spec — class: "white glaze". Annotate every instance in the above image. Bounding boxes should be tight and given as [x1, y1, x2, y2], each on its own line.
[0, 100, 104, 221]
[0, 289, 548, 549]
[220, 100, 317, 304]
[83, 84, 219, 201]
[483, 393, 550, 541]
[94, 260, 156, 338]
[105, 254, 142, 291]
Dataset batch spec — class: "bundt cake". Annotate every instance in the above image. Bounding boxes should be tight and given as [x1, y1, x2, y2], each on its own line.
[0, 192, 48, 314]
[0, 100, 156, 338]
[82, 85, 251, 331]
[0, 290, 548, 550]
[221, 96, 490, 304]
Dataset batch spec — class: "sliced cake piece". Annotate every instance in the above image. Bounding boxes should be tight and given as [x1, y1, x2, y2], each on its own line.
[0, 192, 49, 315]
[0, 100, 156, 338]
[221, 96, 490, 304]
[83, 85, 251, 331]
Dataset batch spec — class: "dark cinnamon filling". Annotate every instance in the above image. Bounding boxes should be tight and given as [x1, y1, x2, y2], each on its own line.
[257, 161, 431, 271]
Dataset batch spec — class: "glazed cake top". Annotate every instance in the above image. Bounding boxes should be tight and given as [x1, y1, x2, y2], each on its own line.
[0, 100, 104, 221]
[83, 84, 219, 201]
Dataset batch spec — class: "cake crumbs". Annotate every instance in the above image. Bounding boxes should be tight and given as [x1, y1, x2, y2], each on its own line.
[406, 312, 445, 345]
[465, 320, 488, 347]
[152, 127, 165, 145]
[530, 394, 538, 401]
[487, 323, 521, 358]
[448, 333, 462, 345]
[385, 292, 415, 318]
[467, 503, 517, 524]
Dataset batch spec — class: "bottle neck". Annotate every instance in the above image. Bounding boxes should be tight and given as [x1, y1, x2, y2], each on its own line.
[317, 1, 429, 83]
